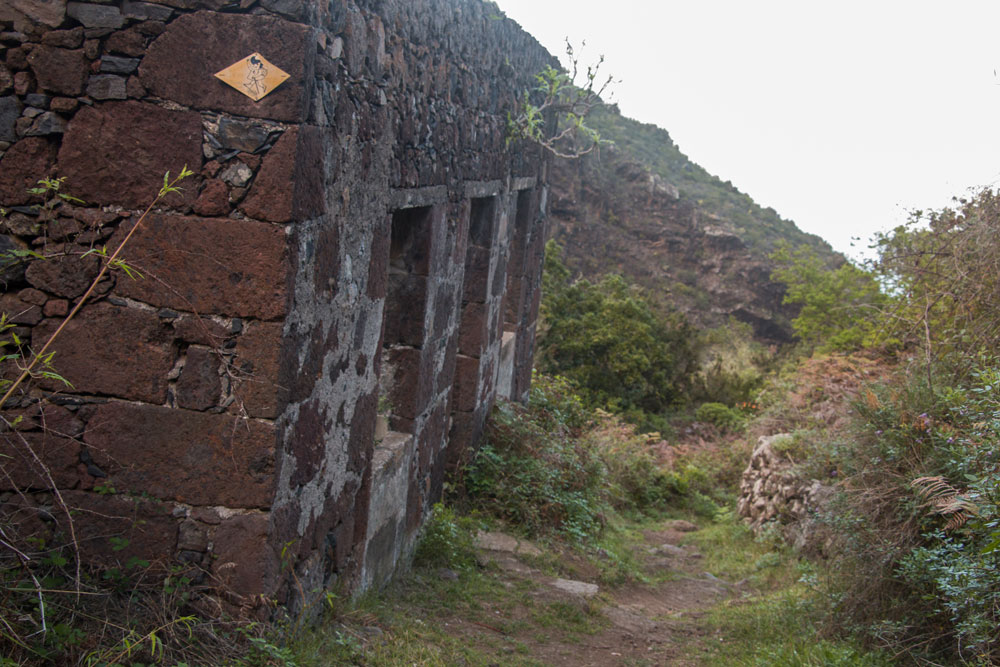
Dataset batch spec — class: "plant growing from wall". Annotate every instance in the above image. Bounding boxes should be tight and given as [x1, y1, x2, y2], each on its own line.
[507, 41, 615, 159]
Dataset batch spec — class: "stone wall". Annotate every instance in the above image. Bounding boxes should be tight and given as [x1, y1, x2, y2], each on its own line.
[0, 0, 552, 615]
[737, 434, 836, 556]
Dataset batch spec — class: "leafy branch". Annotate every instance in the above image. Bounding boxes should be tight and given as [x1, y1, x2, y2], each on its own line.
[506, 41, 616, 159]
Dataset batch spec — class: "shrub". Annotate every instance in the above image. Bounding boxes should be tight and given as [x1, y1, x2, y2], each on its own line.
[463, 379, 606, 541]
[694, 402, 743, 432]
[412, 504, 479, 571]
[821, 361, 1000, 662]
[770, 242, 890, 353]
[538, 240, 697, 430]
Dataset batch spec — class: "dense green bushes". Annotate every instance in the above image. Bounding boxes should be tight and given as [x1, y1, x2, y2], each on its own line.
[537, 240, 696, 432]
[823, 363, 1000, 661]
[764, 189, 1000, 662]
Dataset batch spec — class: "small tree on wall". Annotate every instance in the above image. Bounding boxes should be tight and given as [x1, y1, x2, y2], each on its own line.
[507, 41, 615, 159]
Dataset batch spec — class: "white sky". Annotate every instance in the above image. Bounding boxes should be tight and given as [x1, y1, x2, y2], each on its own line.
[496, 0, 1000, 259]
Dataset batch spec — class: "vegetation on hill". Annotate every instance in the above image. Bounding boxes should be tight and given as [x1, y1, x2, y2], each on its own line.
[588, 104, 836, 259]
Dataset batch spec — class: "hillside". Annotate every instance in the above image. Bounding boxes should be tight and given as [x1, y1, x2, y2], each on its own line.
[547, 104, 840, 342]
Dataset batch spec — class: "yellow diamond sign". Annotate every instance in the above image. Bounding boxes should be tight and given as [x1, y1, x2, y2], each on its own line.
[214, 53, 290, 102]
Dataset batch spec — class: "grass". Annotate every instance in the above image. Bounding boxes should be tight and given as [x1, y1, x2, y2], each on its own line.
[683, 513, 893, 666]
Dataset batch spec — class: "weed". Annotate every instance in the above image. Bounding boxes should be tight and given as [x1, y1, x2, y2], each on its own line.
[412, 504, 480, 571]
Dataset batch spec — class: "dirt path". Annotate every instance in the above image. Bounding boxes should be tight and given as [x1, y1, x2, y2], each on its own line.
[376, 520, 743, 666]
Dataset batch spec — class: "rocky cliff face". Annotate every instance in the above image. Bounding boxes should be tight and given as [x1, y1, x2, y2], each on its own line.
[547, 106, 839, 343]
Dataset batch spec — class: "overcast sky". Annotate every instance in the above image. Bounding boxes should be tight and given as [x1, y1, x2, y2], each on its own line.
[495, 0, 1000, 259]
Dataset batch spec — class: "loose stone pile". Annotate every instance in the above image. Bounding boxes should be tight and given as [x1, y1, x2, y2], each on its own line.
[737, 434, 836, 554]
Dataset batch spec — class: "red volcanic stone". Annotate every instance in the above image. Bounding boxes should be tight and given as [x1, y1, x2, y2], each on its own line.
[0, 431, 81, 491]
[0, 137, 57, 206]
[84, 402, 276, 508]
[57, 101, 202, 209]
[139, 11, 315, 123]
[211, 513, 279, 598]
[457, 300, 487, 356]
[173, 315, 228, 346]
[462, 245, 491, 302]
[32, 303, 175, 403]
[26, 46, 88, 96]
[105, 29, 147, 57]
[110, 214, 289, 320]
[57, 491, 178, 567]
[176, 346, 220, 411]
[192, 178, 230, 217]
[451, 353, 479, 413]
[240, 126, 326, 223]
[0, 293, 42, 326]
[25, 249, 100, 298]
[231, 321, 286, 419]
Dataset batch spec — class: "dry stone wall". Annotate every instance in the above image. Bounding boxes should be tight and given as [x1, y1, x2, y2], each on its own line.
[738, 434, 836, 555]
[0, 0, 552, 616]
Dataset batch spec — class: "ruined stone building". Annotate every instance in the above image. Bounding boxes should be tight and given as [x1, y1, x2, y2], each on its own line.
[0, 0, 552, 613]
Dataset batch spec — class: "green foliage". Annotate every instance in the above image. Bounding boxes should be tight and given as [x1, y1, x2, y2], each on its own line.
[820, 361, 1000, 662]
[538, 240, 696, 430]
[770, 243, 889, 352]
[691, 320, 768, 407]
[870, 189, 1000, 368]
[464, 376, 606, 541]
[506, 41, 612, 159]
[694, 402, 744, 432]
[412, 504, 479, 571]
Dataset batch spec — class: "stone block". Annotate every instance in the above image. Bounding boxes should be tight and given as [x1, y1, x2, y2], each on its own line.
[0, 96, 22, 144]
[25, 249, 99, 298]
[215, 117, 274, 154]
[231, 321, 286, 419]
[41, 27, 84, 48]
[87, 74, 127, 100]
[27, 46, 88, 96]
[84, 402, 276, 508]
[0, 431, 81, 491]
[66, 2, 124, 29]
[462, 245, 491, 302]
[58, 491, 177, 567]
[22, 111, 67, 137]
[192, 178, 230, 216]
[100, 56, 141, 75]
[457, 301, 487, 357]
[109, 214, 289, 320]
[211, 513, 279, 599]
[32, 302, 175, 403]
[451, 354, 479, 413]
[7, 0, 67, 28]
[139, 11, 316, 123]
[0, 137, 57, 206]
[57, 101, 202, 209]
[385, 345, 428, 420]
[121, 0, 173, 21]
[383, 273, 427, 347]
[0, 67, 12, 96]
[173, 314, 228, 346]
[0, 293, 42, 325]
[240, 126, 326, 223]
[105, 29, 146, 57]
[176, 346, 220, 411]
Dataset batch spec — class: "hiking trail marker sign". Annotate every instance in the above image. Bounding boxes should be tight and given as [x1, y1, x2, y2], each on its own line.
[214, 53, 290, 102]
